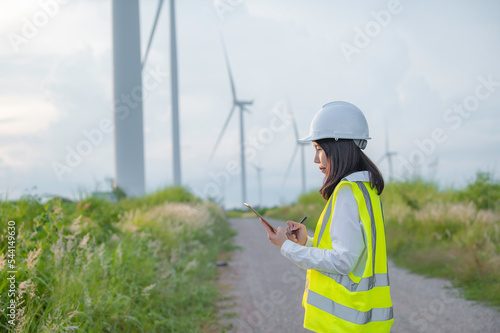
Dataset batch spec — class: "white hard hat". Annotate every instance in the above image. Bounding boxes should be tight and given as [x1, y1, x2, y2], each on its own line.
[299, 101, 370, 149]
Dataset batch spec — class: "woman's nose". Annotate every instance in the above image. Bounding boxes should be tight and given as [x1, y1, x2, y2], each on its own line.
[314, 152, 319, 164]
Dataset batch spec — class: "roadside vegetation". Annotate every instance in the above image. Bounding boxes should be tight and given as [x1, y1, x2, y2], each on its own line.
[0, 187, 235, 332]
[263, 172, 500, 308]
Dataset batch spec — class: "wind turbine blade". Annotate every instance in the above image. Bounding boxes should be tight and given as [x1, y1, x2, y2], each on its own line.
[388, 155, 394, 179]
[385, 120, 391, 154]
[292, 113, 300, 141]
[282, 144, 299, 185]
[220, 36, 237, 102]
[377, 154, 388, 165]
[385, 131, 389, 154]
[286, 98, 300, 140]
[142, 0, 165, 70]
[209, 104, 237, 160]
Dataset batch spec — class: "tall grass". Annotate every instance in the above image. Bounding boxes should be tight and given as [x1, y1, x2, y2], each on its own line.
[264, 172, 500, 308]
[0, 187, 235, 332]
[383, 174, 500, 307]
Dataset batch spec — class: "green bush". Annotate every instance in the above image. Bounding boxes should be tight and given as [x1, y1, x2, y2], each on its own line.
[454, 171, 500, 210]
[0, 187, 234, 332]
[121, 186, 200, 209]
[383, 174, 500, 307]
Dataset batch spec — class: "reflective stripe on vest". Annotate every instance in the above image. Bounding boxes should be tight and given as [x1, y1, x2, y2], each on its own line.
[308, 290, 394, 325]
[357, 181, 377, 279]
[318, 271, 390, 292]
[315, 193, 334, 247]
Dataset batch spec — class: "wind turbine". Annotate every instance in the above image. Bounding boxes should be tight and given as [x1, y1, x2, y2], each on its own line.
[377, 126, 397, 181]
[252, 164, 263, 208]
[282, 102, 308, 194]
[427, 156, 439, 181]
[210, 38, 253, 204]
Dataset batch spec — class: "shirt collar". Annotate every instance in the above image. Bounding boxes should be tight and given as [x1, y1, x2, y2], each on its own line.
[343, 170, 370, 182]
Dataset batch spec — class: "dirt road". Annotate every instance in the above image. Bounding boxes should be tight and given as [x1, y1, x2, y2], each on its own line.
[218, 218, 500, 333]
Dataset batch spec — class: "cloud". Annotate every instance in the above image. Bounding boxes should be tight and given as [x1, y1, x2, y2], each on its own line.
[0, 96, 60, 136]
[0, 0, 108, 57]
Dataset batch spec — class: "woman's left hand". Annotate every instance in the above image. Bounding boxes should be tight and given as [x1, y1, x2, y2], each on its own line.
[260, 218, 288, 248]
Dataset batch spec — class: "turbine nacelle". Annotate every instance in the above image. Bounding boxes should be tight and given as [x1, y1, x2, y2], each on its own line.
[236, 100, 253, 113]
[236, 100, 253, 107]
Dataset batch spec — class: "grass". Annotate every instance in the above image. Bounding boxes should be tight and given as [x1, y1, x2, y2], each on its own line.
[0, 187, 236, 332]
[383, 174, 500, 308]
[263, 172, 500, 308]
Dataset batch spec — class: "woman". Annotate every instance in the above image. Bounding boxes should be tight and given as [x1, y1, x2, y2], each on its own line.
[261, 101, 394, 333]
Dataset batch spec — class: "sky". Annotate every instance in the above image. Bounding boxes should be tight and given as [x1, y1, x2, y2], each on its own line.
[1, 0, 499, 209]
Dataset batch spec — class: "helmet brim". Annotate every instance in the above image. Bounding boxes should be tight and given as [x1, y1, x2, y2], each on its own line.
[298, 133, 371, 143]
[298, 135, 314, 143]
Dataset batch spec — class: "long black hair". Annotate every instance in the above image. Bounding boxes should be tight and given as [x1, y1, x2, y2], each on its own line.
[316, 138, 384, 200]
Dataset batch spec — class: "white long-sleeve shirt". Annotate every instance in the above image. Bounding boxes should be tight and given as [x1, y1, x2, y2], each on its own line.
[280, 171, 370, 277]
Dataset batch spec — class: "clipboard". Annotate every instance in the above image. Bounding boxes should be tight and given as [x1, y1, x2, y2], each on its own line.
[244, 203, 277, 234]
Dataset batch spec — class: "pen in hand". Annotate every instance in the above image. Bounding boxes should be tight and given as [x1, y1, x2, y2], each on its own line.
[291, 216, 307, 235]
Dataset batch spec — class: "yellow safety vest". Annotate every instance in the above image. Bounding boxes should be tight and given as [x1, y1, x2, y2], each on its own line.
[302, 180, 393, 333]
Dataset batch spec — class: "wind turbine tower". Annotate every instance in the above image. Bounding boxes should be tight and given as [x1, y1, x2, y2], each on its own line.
[170, 0, 181, 186]
[210, 39, 253, 204]
[253, 164, 263, 208]
[111, 0, 145, 197]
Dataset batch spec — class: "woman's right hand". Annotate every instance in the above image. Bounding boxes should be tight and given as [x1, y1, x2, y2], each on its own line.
[285, 221, 307, 246]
